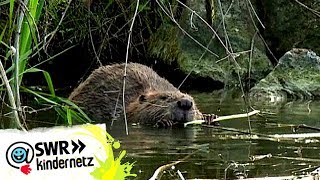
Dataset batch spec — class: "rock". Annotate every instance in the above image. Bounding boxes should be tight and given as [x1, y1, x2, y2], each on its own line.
[148, 0, 272, 87]
[250, 49, 320, 102]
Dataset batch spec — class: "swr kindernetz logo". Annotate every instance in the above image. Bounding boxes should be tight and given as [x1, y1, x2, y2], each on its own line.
[6, 140, 94, 175]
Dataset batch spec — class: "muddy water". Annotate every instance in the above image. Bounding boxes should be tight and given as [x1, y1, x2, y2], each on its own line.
[108, 91, 320, 179]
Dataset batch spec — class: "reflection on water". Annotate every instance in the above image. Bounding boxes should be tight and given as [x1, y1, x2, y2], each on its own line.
[109, 91, 320, 179]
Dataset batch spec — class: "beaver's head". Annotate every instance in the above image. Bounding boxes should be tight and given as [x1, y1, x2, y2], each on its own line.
[127, 91, 200, 127]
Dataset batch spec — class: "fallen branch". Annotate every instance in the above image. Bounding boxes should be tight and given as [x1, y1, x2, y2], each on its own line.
[184, 110, 260, 127]
[149, 146, 205, 180]
[295, 124, 320, 132]
[272, 133, 320, 139]
[149, 160, 181, 180]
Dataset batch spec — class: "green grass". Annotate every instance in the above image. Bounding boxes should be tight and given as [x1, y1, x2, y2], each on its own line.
[0, 0, 92, 129]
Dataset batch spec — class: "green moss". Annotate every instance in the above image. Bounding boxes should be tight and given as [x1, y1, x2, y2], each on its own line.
[147, 25, 182, 64]
[251, 50, 320, 99]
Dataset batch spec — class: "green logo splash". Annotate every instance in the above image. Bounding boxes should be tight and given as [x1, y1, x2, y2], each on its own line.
[81, 124, 136, 179]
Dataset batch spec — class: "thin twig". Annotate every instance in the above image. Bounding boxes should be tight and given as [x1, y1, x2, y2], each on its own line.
[217, 0, 250, 133]
[217, 0, 231, 51]
[27, 45, 76, 72]
[111, 92, 121, 127]
[156, 0, 219, 58]
[294, 0, 320, 17]
[44, 0, 72, 49]
[88, 5, 103, 66]
[175, 0, 240, 68]
[178, 0, 235, 89]
[246, 31, 258, 131]
[245, 0, 265, 28]
[244, 1, 278, 64]
[122, 0, 140, 135]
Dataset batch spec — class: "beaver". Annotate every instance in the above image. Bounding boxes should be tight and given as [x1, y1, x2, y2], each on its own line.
[69, 63, 203, 127]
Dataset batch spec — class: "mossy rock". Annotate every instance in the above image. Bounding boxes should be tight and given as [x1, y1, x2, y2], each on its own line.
[147, 0, 272, 87]
[250, 49, 320, 102]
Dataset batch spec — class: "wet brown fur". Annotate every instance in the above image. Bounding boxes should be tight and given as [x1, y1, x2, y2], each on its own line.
[69, 63, 201, 126]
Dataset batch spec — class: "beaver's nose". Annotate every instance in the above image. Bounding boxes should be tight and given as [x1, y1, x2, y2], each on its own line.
[177, 98, 193, 110]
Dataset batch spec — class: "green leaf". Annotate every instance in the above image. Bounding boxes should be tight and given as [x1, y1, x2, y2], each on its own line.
[57, 97, 92, 123]
[42, 71, 55, 97]
[22, 87, 58, 105]
[24, 67, 55, 96]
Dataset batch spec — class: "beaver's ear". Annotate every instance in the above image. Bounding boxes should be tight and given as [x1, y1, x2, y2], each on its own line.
[139, 95, 146, 102]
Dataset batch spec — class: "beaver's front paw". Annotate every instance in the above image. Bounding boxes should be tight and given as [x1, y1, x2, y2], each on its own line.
[202, 114, 220, 126]
[155, 119, 175, 128]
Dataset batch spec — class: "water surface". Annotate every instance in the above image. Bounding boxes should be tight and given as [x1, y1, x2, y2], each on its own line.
[109, 91, 320, 179]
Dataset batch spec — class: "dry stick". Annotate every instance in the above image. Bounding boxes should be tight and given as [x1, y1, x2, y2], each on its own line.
[244, 1, 278, 63]
[245, 0, 265, 29]
[246, 31, 258, 131]
[273, 156, 320, 163]
[110, 92, 121, 127]
[184, 110, 260, 127]
[205, 125, 320, 141]
[149, 148, 202, 180]
[248, 32, 257, 93]
[296, 124, 320, 132]
[217, 0, 231, 51]
[0, 60, 26, 131]
[122, 0, 140, 135]
[27, 45, 76, 70]
[88, 6, 102, 66]
[217, 0, 252, 132]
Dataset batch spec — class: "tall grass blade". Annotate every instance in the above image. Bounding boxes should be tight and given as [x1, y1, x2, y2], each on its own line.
[0, 23, 7, 43]
[9, 0, 14, 28]
[19, 0, 44, 83]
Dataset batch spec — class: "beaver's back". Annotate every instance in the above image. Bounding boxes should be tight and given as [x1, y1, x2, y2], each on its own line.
[69, 63, 178, 121]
